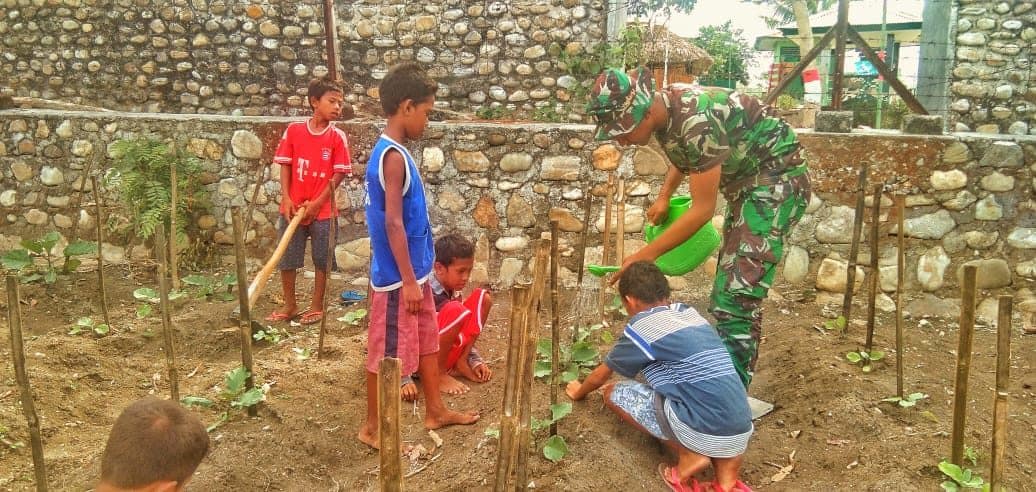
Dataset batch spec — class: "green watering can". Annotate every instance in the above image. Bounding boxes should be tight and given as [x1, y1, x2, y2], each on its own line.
[587, 195, 721, 277]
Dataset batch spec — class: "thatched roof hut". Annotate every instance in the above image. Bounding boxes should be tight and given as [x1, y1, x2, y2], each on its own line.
[640, 25, 714, 76]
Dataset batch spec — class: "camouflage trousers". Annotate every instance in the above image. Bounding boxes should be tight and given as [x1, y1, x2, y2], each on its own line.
[710, 171, 812, 388]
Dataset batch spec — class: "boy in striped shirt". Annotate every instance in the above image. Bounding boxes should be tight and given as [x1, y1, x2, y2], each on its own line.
[567, 261, 754, 492]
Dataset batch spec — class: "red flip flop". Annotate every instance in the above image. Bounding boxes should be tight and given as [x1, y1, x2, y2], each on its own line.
[658, 463, 702, 492]
[264, 310, 297, 322]
[706, 480, 754, 492]
[299, 309, 324, 325]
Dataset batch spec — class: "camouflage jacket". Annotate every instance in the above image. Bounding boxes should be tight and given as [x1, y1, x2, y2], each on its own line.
[656, 84, 806, 197]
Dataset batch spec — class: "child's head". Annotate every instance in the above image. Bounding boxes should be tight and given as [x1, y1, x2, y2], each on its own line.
[433, 233, 475, 292]
[379, 62, 437, 140]
[307, 77, 344, 122]
[618, 261, 671, 314]
[98, 398, 210, 492]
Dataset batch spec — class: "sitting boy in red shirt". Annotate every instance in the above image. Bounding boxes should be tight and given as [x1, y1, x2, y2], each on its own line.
[401, 233, 493, 401]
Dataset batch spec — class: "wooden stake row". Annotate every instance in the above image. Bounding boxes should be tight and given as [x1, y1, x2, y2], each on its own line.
[841, 164, 869, 334]
[230, 207, 258, 417]
[6, 276, 48, 491]
[153, 226, 180, 401]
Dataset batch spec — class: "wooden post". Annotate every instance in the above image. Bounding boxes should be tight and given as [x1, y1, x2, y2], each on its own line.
[68, 153, 97, 243]
[831, 0, 850, 109]
[91, 176, 111, 329]
[841, 164, 869, 333]
[318, 181, 337, 359]
[549, 219, 561, 437]
[864, 184, 882, 357]
[895, 195, 905, 398]
[615, 179, 625, 266]
[231, 207, 258, 417]
[572, 191, 593, 343]
[378, 357, 403, 492]
[6, 277, 48, 492]
[322, 0, 339, 80]
[154, 226, 180, 401]
[169, 155, 179, 290]
[950, 265, 978, 466]
[599, 176, 614, 313]
[514, 292, 541, 490]
[495, 286, 530, 492]
[990, 295, 1012, 491]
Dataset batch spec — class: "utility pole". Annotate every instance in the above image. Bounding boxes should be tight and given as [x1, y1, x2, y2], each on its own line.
[916, 0, 953, 123]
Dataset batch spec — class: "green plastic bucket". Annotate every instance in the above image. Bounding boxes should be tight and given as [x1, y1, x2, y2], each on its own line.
[643, 195, 722, 276]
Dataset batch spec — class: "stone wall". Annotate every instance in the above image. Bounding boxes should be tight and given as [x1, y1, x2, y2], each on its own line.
[0, 0, 605, 120]
[950, 0, 1035, 135]
[1, 110, 1034, 305]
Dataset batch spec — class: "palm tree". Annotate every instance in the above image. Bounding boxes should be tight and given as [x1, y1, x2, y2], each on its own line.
[749, 0, 836, 55]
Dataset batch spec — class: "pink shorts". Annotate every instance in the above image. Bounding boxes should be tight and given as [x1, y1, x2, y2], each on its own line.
[366, 282, 439, 375]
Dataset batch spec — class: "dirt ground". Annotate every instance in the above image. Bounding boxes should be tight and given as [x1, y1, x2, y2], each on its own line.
[1, 258, 1034, 491]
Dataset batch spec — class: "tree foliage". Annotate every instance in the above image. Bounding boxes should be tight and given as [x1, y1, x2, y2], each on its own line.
[105, 137, 207, 244]
[627, 0, 698, 17]
[747, 0, 837, 29]
[694, 21, 756, 86]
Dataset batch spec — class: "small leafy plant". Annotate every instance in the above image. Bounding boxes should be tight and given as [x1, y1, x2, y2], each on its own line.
[182, 366, 266, 433]
[824, 315, 847, 332]
[132, 287, 186, 318]
[253, 325, 286, 344]
[181, 273, 237, 301]
[69, 317, 110, 337]
[535, 338, 600, 383]
[1, 232, 97, 284]
[846, 349, 885, 372]
[534, 403, 572, 463]
[881, 392, 928, 408]
[337, 308, 368, 326]
[938, 460, 987, 491]
[292, 347, 312, 360]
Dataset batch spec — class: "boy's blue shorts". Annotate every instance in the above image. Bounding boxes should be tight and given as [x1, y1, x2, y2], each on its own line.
[276, 217, 337, 271]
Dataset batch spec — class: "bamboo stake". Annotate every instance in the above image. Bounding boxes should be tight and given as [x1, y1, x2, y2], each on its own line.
[154, 226, 180, 401]
[950, 265, 978, 466]
[841, 164, 869, 335]
[864, 184, 882, 358]
[990, 295, 1012, 491]
[68, 153, 97, 243]
[615, 179, 626, 265]
[599, 176, 614, 314]
[170, 153, 179, 290]
[572, 190, 593, 343]
[549, 219, 561, 437]
[91, 176, 111, 329]
[378, 357, 403, 492]
[318, 181, 337, 359]
[494, 286, 530, 492]
[895, 195, 905, 398]
[231, 207, 257, 417]
[514, 293, 542, 490]
[6, 277, 48, 491]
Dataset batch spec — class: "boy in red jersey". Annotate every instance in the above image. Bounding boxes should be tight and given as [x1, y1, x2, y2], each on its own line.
[266, 78, 352, 325]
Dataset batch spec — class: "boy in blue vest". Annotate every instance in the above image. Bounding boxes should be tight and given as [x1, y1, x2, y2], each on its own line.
[357, 62, 479, 448]
[567, 261, 754, 492]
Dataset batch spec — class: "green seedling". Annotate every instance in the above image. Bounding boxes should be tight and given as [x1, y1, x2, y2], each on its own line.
[180, 396, 214, 408]
[69, 317, 110, 337]
[183, 366, 266, 433]
[133, 287, 186, 318]
[337, 308, 368, 326]
[535, 338, 600, 383]
[181, 273, 237, 301]
[253, 325, 285, 344]
[846, 349, 885, 372]
[1, 232, 97, 284]
[881, 392, 928, 408]
[484, 424, 500, 439]
[292, 347, 312, 360]
[824, 315, 847, 332]
[938, 460, 988, 491]
[964, 446, 980, 467]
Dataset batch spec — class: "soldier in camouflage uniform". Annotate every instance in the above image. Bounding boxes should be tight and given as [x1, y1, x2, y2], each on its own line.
[588, 67, 812, 388]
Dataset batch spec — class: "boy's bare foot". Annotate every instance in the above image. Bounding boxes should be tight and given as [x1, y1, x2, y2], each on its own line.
[439, 373, 469, 395]
[453, 359, 480, 383]
[473, 363, 492, 382]
[357, 424, 379, 449]
[425, 409, 480, 430]
[401, 377, 418, 402]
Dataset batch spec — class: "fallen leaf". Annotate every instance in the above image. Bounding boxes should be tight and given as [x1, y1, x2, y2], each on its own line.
[826, 439, 852, 446]
[407, 444, 427, 463]
[790, 430, 802, 438]
[771, 464, 794, 482]
[846, 460, 859, 469]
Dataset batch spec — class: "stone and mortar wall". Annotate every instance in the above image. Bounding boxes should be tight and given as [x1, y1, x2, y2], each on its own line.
[951, 0, 1036, 135]
[1, 110, 1034, 311]
[0, 0, 605, 120]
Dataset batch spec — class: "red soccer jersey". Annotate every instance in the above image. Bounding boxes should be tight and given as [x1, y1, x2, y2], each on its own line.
[274, 121, 352, 220]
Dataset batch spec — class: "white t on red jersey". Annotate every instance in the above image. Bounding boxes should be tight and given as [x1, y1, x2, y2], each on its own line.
[274, 120, 352, 220]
